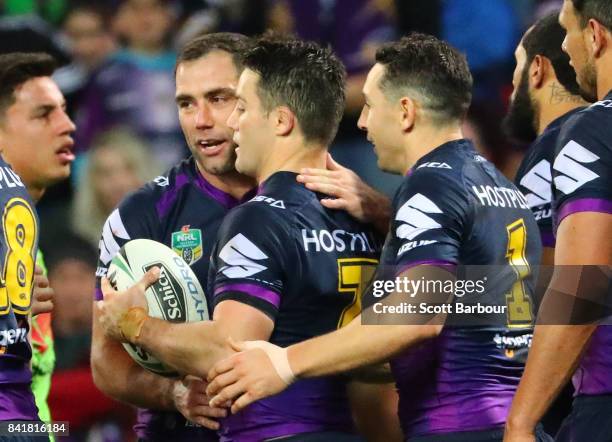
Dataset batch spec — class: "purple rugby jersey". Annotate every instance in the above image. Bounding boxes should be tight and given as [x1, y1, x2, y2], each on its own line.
[515, 107, 584, 248]
[379, 139, 541, 438]
[551, 92, 612, 396]
[209, 172, 381, 441]
[96, 157, 254, 441]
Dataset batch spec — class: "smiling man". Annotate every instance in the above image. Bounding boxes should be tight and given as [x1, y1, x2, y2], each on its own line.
[97, 35, 387, 442]
[91, 33, 255, 442]
[204, 34, 546, 442]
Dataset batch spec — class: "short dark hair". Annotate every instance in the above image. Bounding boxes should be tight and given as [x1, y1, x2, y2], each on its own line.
[523, 12, 581, 96]
[0, 52, 56, 116]
[176, 32, 252, 73]
[375, 33, 473, 124]
[571, 0, 612, 29]
[242, 34, 346, 146]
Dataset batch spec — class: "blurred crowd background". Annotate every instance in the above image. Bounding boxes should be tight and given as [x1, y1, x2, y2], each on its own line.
[0, 0, 564, 440]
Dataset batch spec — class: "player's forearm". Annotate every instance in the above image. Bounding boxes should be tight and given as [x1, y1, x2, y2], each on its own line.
[134, 318, 227, 378]
[506, 324, 596, 431]
[116, 364, 176, 410]
[92, 305, 177, 410]
[91, 340, 175, 410]
[289, 318, 440, 378]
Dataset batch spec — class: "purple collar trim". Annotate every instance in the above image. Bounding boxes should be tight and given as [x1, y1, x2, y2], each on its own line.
[194, 172, 255, 210]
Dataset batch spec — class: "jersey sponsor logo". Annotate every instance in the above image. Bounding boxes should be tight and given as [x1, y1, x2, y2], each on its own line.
[171, 225, 203, 265]
[154, 176, 169, 187]
[417, 162, 452, 169]
[471, 185, 529, 209]
[397, 239, 437, 257]
[301, 229, 375, 253]
[519, 159, 552, 208]
[493, 332, 532, 349]
[250, 195, 286, 209]
[0, 167, 24, 189]
[219, 233, 268, 278]
[532, 208, 552, 221]
[493, 332, 533, 359]
[553, 140, 600, 195]
[0, 326, 28, 347]
[99, 209, 131, 266]
[395, 193, 442, 241]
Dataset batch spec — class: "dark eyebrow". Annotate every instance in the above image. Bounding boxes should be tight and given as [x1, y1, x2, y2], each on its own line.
[33, 104, 56, 115]
[176, 87, 236, 104]
[204, 87, 236, 99]
[175, 94, 193, 104]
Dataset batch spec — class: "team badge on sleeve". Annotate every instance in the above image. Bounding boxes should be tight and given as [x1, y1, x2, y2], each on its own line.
[171, 225, 203, 265]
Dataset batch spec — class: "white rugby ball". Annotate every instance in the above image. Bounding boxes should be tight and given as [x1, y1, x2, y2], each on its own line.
[107, 239, 209, 377]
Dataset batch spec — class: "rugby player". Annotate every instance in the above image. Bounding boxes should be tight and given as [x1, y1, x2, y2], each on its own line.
[505, 1, 612, 441]
[97, 35, 389, 441]
[0, 52, 74, 440]
[1, 51, 76, 440]
[505, 12, 588, 266]
[204, 33, 549, 442]
[503, 13, 588, 436]
[91, 33, 254, 441]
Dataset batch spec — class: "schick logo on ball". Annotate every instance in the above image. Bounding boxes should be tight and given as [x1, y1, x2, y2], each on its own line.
[171, 226, 203, 265]
[144, 263, 186, 322]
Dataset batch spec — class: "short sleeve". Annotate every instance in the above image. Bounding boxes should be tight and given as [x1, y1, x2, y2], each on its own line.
[94, 190, 158, 300]
[209, 204, 290, 320]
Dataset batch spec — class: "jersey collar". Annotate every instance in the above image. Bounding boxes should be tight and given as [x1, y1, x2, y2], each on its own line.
[192, 163, 255, 210]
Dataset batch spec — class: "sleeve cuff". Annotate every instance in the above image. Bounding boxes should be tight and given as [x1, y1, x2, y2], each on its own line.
[557, 198, 612, 226]
[395, 260, 457, 277]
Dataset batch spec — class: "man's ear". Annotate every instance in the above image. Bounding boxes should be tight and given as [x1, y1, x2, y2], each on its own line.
[399, 96, 416, 132]
[529, 55, 546, 90]
[589, 18, 608, 58]
[274, 106, 295, 137]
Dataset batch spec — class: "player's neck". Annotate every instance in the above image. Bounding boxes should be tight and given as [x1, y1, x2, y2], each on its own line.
[256, 141, 327, 184]
[197, 166, 254, 200]
[597, 59, 612, 100]
[9, 168, 45, 202]
[537, 81, 587, 135]
[26, 183, 44, 203]
[0, 152, 45, 202]
[402, 125, 464, 174]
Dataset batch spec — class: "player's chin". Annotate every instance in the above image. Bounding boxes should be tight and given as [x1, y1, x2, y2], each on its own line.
[207, 159, 236, 176]
[46, 164, 71, 183]
[200, 152, 237, 176]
